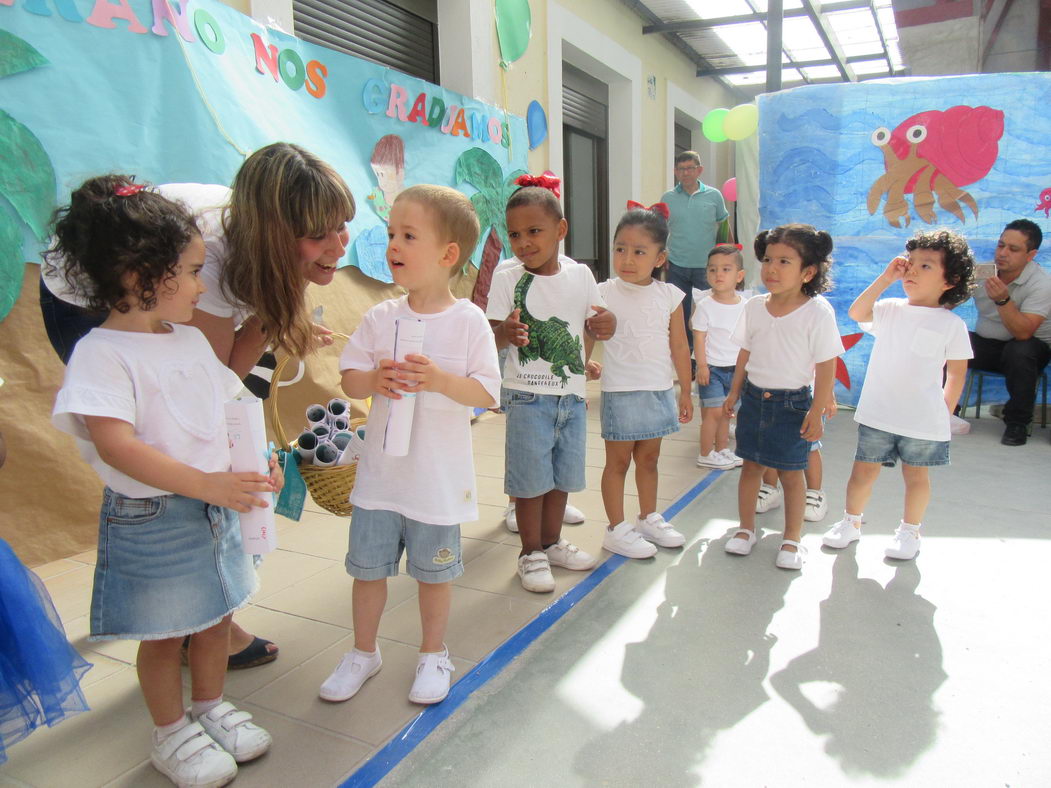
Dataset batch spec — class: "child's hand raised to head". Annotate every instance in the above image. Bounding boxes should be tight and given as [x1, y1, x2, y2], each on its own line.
[585, 306, 616, 341]
[200, 471, 274, 513]
[677, 389, 694, 424]
[502, 308, 530, 347]
[881, 256, 909, 283]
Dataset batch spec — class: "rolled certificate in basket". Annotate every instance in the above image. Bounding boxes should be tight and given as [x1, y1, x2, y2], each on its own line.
[336, 425, 366, 466]
[327, 398, 350, 425]
[331, 430, 353, 452]
[330, 416, 350, 433]
[306, 403, 327, 426]
[310, 423, 331, 439]
[313, 440, 339, 467]
[384, 318, 425, 456]
[225, 397, 277, 554]
[295, 430, 319, 463]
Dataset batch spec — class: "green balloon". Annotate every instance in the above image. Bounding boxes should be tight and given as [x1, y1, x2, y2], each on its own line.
[495, 0, 531, 65]
[724, 103, 759, 141]
[702, 108, 729, 143]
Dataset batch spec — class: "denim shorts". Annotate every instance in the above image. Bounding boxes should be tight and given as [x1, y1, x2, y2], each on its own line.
[501, 388, 587, 498]
[734, 380, 812, 471]
[697, 365, 736, 407]
[89, 489, 257, 641]
[854, 424, 950, 468]
[601, 388, 678, 441]
[346, 506, 463, 583]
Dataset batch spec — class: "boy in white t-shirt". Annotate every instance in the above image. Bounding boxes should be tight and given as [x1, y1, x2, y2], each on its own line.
[321, 185, 500, 705]
[823, 230, 975, 560]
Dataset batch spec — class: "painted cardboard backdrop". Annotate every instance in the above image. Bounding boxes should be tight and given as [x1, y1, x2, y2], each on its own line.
[0, 0, 525, 564]
[758, 73, 1051, 406]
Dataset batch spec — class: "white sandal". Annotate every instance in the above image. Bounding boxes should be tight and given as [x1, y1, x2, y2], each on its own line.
[724, 528, 757, 556]
[775, 539, 808, 570]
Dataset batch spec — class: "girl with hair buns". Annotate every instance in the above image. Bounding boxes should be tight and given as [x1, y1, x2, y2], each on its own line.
[39, 142, 356, 668]
[722, 224, 844, 571]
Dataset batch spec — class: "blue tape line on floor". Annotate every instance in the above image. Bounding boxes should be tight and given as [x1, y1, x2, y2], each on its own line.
[340, 469, 726, 787]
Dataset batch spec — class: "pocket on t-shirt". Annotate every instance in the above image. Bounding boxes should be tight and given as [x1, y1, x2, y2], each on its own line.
[420, 352, 469, 412]
[909, 328, 944, 359]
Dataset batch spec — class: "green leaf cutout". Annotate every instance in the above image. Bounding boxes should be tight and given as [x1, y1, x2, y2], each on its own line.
[0, 108, 56, 241]
[0, 213, 22, 322]
[0, 29, 49, 79]
[455, 147, 527, 261]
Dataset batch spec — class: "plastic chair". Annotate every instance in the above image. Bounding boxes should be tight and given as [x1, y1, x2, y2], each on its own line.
[961, 368, 1048, 427]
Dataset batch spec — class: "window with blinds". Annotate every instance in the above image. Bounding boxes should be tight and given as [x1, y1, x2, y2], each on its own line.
[292, 0, 439, 83]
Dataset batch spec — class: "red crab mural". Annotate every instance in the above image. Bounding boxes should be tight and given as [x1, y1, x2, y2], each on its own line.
[867, 105, 1004, 228]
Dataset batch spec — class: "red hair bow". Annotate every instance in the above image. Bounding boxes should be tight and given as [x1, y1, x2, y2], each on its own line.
[515, 170, 561, 198]
[114, 183, 146, 197]
[626, 200, 670, 220]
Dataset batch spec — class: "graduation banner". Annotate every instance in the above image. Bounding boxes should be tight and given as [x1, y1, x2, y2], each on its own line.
[758, 73, 1051, 406]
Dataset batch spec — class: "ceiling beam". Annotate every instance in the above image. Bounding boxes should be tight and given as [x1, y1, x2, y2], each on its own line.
[696, 54, 893, 78]
[868, 0, 895, 73]
[801, 0, 856, 81]
[642, 0, 871, 35]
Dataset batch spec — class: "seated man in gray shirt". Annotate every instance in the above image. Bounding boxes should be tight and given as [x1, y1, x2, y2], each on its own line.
[969, 219, 1051, 445]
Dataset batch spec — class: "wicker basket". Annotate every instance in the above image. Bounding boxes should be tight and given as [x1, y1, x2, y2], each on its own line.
[267, 346, 365, 517]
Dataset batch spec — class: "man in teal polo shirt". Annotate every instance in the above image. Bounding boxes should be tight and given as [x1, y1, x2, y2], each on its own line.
[661, 151, 732, 359]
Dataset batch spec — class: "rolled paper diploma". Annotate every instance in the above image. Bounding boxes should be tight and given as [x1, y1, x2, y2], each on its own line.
[313, 440, 339, 467]
[327, 398, 350, 424]
[311, 423, 331, 439]
[296, 430, 319, 462]
[336, 425, 366, 466]
[225, 398, 277, 554]
[306, 404, 327, 425]
[330, 416, 350, 433]
[384, 318, 425, 456]
[330, 430, 353, 452]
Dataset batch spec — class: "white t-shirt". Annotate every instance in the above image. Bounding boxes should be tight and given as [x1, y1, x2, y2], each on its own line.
[691, 294, 747, 367]
[732, 295, 844, 389]
[52, 324, 245, 498]
[854, 298, 973, 442]
[486, 258, 604, 397]
[340, 297, 500, 525]
[493, 254, 576, 277]
[42, 183, 250, 326]
[597, 278, 683, 392]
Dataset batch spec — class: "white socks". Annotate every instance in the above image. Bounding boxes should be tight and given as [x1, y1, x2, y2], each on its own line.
[191, 696, 223, 719]
[155, 714, 191, 741]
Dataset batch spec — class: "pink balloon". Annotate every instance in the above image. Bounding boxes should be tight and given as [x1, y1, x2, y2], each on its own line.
[722, 177, 737, 203]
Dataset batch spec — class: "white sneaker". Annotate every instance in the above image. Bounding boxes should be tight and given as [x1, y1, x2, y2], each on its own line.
[194, 702, 272, 763]
[775, 540, 807, 570]
[503, 503, 518, 533]
[319, 647, 382, 702]
[408, 647, 455, 704]
[603, 521, 658, 558]
[804, 489, 828, 522]
[518, 551, 556, 592]
[635, 512, 685, 548]
[718, 449, 744, 468]
[885, 524, 921, 560]
[696, 450, 735, 469]
[545, 539, 598, 570]
[724, 528, 757, 556]
[151, 721, 237, 788]
[822, 518, 861, 548]
[563, 503, 586, 524]
[755, 483, 782, 513]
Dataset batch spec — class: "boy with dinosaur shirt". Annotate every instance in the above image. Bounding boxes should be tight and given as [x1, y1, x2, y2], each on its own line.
[487, 183, 615, 592]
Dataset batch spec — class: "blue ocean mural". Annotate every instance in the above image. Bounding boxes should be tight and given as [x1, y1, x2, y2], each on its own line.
[758, 73, 1051, 406]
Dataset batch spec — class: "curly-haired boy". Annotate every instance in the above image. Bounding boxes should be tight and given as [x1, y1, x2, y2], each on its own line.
[823, 229, 976, 560]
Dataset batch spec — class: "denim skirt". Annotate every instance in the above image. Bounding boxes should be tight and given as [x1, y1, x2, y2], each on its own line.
[89, 489, 257, 641]
[734, 380, 812, 470]
[601, 388, 679, 441]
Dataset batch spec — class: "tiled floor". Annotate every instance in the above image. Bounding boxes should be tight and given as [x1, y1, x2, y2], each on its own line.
[1, 380, 716, 787]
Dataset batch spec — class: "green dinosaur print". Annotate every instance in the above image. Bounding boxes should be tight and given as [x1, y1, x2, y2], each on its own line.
[513, 272, 585, 387]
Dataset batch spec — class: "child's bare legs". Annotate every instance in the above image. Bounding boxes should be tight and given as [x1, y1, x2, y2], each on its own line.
[418, 581, 450, 653]
[138, 617, 231, 726]
[845, 461, 882, 515]
[901, 463, 931, 524]
[733, 460, 765, 539]
[352, 578, 387, 652]
[805, 449, 822, 490]
[762, 467, 778, 487]
[699, 408, 725, 456]
[779, 469, 806, 548]
[634, 438, 662, 518]
[601, 441, 635, 528]
[516, 490, 567, 554]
